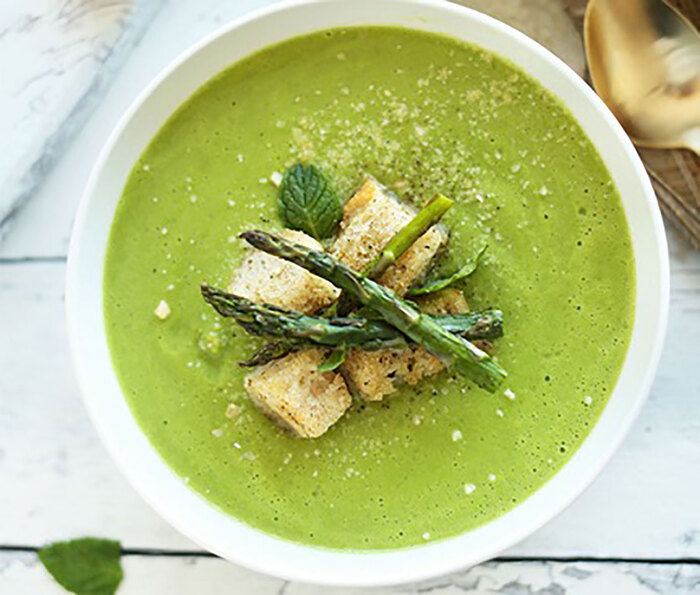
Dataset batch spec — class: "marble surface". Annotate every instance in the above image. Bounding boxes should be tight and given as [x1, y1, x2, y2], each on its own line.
[0, 0, 698, 593]
[0, 0, 164, 239]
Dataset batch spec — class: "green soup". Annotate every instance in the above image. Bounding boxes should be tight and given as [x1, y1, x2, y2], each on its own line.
[104, 27, 635, 549]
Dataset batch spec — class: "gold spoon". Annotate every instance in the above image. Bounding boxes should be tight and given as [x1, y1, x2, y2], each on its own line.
[584, 0, 700, 154]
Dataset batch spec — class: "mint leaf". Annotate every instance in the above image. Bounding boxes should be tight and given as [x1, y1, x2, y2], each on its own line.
[408, 244, 488, 296]
[38, 538, 123, 595]
[278, 163, 342, 240]
[317, 344, 348, 371]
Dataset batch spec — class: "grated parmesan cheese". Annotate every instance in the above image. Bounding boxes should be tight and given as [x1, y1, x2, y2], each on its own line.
[154, 300, 171, 320]
[270, 171, 283, 187]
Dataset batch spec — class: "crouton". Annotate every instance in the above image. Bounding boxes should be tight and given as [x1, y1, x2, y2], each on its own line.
[331, 177, 448, 296]
[229, 229, 339, 314]
[244, 348, 352, 438]
[413, 288, 469, 315]
[342, 346, 445, 401]
[341, 288, 469, 401]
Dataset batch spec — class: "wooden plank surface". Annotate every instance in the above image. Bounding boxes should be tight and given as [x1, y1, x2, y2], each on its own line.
[1, 551, 698, 594]
[0, 0, 166, 239]
[0, 0, 698, 591]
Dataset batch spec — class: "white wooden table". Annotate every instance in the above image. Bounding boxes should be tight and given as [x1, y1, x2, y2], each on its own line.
[1, 1, 698, 593]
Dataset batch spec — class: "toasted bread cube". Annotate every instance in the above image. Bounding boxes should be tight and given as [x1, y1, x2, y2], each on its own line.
[244, 348, 352, 438]
[229, 229, 339, 314]
[413, 288, 469, 315]
[341, 289, 469, 401]
[341, 347, 445, 401]
[331, 177, 448, 296]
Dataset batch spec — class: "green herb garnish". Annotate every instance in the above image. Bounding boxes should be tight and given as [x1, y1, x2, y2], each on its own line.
[38, 538, 123, 595]
[317, 344, 349, 371]
[408, 244, 488, 296]
[278, 163, 342, 240]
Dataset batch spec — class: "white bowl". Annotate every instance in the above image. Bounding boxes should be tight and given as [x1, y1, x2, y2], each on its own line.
[66, 0, 669, 586]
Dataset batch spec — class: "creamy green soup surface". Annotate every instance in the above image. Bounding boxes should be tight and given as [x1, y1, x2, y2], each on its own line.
[104, 27, 635, 549]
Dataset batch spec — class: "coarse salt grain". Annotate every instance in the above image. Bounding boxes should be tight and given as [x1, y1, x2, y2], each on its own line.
[154, 300, 171, 320]
[488, 473, 497, 482]
[211, 428, 223, 438]
[584, 395, 593, 405]
[225, 403, 242, 420]
[452, 429, 463, 442]
[504, 388, 516, 400]
[270, 171, 283, 187]
[422, 532, 431, 540]
[496, 409, 504, 417]
[464, 483, 476, 495]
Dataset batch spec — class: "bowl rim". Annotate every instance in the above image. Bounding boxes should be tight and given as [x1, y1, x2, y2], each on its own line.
[66, 0, 669, 587]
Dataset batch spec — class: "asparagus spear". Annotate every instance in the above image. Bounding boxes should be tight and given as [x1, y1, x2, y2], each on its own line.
[202, 285, 405, 349]
[364, 193, 453, 278]
[239, 340, 304, 367]
[239, 230, 507, 392]
[246, 191, 452, 363]
[334, 193, 452, 317]
[201, 285, 503, 348]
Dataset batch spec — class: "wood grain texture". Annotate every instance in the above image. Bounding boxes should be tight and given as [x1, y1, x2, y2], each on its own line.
[642, 0, 700, 248]
[640, 146, 700, 250]
[667, 0, 700, 27]
[0, 1, 698, 591]
[0, 0, 166, 239]
[0, 552, 698, 594]
[0, 0, 280, 261]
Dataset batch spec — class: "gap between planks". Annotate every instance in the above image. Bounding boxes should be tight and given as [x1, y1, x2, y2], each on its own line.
[0, 256, 66, 264]
[0, 544, 698, 565]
